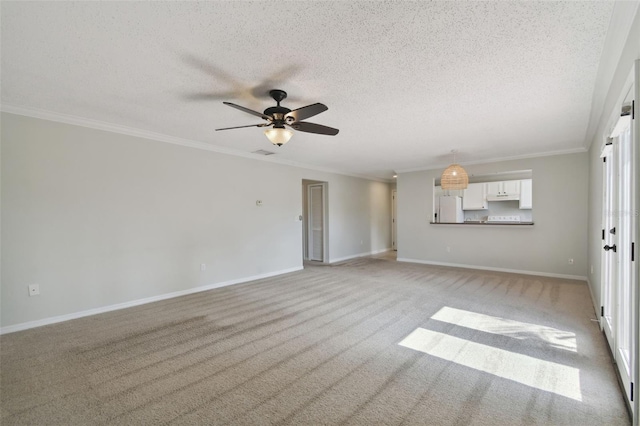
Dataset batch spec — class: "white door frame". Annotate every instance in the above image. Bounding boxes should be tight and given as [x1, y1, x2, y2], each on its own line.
[601, 139, 617, 354]
[632, 60, 639, 425]
[392, 189, 397, 250]
[307, 182, 328, 262]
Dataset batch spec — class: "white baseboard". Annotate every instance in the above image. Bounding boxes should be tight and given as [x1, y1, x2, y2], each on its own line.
[330, 248, 392, 264]
[586, 277, 602, 320]
[0, 266, 303, 335]
[396, 258, 588, 281]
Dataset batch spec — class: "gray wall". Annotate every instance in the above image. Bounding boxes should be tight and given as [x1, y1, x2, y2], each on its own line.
[397, 153, 589, 278]
[1, 113, 391, 329]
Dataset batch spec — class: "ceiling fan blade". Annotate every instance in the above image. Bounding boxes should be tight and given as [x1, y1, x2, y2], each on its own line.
[223, 102, 271, 120]
[290, 121, 339, 136]
[285, 103, 328, 122]
[215, 123, 269, 131]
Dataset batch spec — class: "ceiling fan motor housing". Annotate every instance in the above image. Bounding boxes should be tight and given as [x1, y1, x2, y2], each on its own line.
[264, 107, 294, 127]
[265, 89, 294, 126]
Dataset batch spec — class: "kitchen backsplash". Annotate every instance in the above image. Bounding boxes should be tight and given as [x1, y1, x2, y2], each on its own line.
[463, 200, 533, 222]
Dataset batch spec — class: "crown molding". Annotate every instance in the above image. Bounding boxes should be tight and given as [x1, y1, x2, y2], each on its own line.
[394, 146, 589, 175]
[0, 104, 391, 184]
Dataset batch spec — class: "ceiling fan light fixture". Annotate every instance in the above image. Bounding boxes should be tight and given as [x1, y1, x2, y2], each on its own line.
[264, 126, 293, 146]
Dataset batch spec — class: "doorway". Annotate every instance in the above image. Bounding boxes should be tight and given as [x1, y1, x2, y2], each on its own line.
[392, 189, 397, 251]
[302, 180, 328, 263]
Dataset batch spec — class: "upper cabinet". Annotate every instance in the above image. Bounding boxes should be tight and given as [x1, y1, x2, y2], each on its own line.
[519, 179, 533, 209]
[486, 180, 521, 201]
[462, 182, 488, 210]
[503, 180, 521, 195]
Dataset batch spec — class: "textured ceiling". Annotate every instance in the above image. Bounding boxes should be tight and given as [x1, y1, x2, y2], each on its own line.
[1, 1, 615, 180]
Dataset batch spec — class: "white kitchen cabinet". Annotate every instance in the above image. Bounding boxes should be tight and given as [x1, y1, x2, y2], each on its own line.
[462, 182, 488, 210]
[503, 180, 521, 195]
[486, 181, 501, 197]
[486, 180, 521, 201]
[519, 179, 533, 209]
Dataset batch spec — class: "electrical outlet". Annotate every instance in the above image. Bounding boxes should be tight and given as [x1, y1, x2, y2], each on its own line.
[200, 263, 206, 271]
[28, 284, 40, 296]
[446, 246, 451, 253]
[568, 258, 574, 265]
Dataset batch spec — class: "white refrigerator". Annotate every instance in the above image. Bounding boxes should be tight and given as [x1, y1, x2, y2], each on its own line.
[439, 196, 464, 223]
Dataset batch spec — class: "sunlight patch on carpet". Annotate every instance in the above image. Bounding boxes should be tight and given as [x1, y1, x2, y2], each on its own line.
[431, 306, 577, 352]
[399, 327, 582, 401]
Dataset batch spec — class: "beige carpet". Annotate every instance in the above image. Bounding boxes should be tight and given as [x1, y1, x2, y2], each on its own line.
[1, 257, 630, 425]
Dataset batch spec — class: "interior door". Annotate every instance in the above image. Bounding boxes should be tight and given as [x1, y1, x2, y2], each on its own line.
[308, 184, 324, 261]
[392, 189, 397, 250]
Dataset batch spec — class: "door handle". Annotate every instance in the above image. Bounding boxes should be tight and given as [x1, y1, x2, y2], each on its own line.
[604, 244, 617, 252]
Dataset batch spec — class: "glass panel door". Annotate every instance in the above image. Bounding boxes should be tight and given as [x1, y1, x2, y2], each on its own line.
[602, 69, 637, 416]
[602, 139, 616, 354]
[616, 119, 633, 401]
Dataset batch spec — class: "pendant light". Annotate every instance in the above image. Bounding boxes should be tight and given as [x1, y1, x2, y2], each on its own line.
[441, 150, 468, 190]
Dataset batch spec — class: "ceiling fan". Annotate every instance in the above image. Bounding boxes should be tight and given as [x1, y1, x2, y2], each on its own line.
[215, 89, 339, 146]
